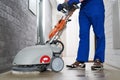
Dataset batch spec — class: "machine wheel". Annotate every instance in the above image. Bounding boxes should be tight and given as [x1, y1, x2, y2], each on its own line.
[51, 57, 64, 72]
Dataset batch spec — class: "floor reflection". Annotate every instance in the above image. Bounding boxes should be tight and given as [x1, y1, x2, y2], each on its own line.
[0, 57, 120, 80]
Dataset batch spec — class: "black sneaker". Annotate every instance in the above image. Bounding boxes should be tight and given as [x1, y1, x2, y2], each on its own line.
[66, 61, 86, 69]
[91, 59, 103, 70]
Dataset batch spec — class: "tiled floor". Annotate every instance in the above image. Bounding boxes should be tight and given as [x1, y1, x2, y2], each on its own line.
[0, 57, 120, 80]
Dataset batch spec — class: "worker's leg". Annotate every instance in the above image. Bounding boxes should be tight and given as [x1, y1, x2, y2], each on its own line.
[76, 10, 91, 62]
[91, 12, 105, 63]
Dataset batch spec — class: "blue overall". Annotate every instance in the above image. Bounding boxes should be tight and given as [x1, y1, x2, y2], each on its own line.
[68, 0, 105, 63]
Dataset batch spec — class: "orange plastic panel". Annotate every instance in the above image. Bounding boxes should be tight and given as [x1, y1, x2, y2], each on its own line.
[49, 19, 66, 39]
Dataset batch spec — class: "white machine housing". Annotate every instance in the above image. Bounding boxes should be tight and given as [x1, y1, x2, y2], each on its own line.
[13, 44, 62, 65]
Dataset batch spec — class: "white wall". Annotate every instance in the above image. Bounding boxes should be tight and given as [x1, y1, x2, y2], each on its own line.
[29, 0, 37, 15]
[66, 9, 79, 57]
[89, 27, 95, 60]
[43, 0, 52, 41]
[104, 0, 120, 68]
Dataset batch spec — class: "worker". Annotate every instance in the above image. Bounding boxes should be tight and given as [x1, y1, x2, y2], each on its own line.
[57, 0, 105, 70]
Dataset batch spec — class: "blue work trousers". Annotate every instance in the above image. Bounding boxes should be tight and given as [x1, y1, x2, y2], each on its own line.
[76, 0, 105, 63]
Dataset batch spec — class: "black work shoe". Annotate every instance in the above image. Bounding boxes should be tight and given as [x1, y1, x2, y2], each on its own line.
[66, 61, 86, 69]
[91, 59, 103, 70]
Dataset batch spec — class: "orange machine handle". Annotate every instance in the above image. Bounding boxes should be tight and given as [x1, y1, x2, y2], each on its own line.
[49, 19, 66, 39]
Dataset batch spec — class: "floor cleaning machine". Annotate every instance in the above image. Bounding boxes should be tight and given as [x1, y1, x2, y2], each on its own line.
[12, 4, 79, 72]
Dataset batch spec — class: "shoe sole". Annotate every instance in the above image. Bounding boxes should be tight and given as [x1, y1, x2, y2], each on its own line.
[91, 67, 104, 71]
[66, 65, 85, 70]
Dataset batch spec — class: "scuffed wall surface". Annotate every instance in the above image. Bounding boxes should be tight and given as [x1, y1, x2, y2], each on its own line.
[0, 0, 37, 73]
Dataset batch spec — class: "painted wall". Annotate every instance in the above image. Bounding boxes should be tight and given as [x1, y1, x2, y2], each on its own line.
[43, 0, 52, 42]
[104, 0, 120, 68]
[0, 0, 37, 73]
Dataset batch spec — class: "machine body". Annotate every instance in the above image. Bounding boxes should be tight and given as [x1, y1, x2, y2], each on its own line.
[12, 4, 78, 72]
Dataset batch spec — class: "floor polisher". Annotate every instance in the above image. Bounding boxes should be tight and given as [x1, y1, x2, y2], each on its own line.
[12, 4, 79, 72]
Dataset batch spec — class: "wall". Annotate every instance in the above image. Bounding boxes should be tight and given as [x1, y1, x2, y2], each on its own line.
[104, 0, 120, 68]
[43, 0, 52, 42]
[66, 9, 79, 57]
[0, 0, 37, 73]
